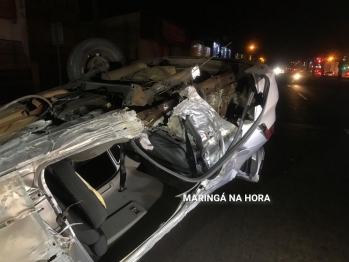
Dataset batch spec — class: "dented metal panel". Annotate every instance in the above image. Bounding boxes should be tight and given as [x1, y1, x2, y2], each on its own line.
[205, 83, 238, 117]
[124, 68, 194, 106]
[137, 99, 177, 128]
[195, 71, 235, 95]
[0, 54, 278, 262]
[171, 86, 237, 167]
[0, 174, 70, 262]
[0, 110, 143, 176]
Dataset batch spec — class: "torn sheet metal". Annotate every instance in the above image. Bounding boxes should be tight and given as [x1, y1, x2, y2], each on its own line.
[170, 86, 237, 168]
[50, 91, 109, 121]
[205, 83, 237, 117]
[147, 68, 193, 97]
[124, 68, 194, 106]
[0, 174, 71, 262]
[194, 71, 235, 95]
[0, 175, 33, 224]
[167, 116, 186, 141]
[0, 110, 143, 176]
[137, 99, 177, 128]
[193, 71, 237, 117]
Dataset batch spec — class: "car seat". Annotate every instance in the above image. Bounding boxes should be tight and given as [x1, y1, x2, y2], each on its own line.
[45, 159, 108, 258]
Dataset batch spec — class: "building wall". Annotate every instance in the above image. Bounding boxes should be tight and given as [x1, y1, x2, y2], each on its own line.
[27, 18, 92, 90]
[0, 0, 30, 63]
[99, 11, 176, 61]
[0, 0, 32, 103]
[24, 7, 190, 91]
[99, 12, 140, 61]
[26, 0, 92, 90]
[138, 39, 169, 59]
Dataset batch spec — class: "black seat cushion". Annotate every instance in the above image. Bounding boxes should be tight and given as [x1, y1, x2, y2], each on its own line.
[78, 228, 108, 258]
[89, 229, 108, 257]
[45, 159, 107, 229]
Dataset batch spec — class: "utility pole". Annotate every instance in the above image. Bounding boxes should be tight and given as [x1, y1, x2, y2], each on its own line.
[320, 59, 325, 77]
[338, 56, 343, 80]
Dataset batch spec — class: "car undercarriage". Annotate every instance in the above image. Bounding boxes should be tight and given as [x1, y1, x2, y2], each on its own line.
[0, 43, 277, 262]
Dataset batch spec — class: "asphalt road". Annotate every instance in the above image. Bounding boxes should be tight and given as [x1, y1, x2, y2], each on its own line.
[140, 76, 349, 262]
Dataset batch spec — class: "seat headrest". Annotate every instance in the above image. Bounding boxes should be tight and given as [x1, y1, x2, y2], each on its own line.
[45, 159, 107, 228]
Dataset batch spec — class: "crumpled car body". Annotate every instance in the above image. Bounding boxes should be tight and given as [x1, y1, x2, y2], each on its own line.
[0, 54, 278, 262]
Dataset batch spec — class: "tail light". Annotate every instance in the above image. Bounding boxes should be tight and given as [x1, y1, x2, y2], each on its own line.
[260, 124, 274, 139]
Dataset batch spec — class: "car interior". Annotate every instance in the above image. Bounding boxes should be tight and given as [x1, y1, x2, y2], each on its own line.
[37, 59, 263, 261]
[43, 143, 183, 261]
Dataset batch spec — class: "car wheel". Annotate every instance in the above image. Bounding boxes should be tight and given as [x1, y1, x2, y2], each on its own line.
[67, 38, 125, 81]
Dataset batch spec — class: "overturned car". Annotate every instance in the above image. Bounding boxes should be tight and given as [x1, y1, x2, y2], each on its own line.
[0, 38, 278, 262]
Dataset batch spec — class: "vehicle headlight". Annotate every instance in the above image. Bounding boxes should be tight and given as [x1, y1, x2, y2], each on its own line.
[273, 67, 281, 75]
[293, 73, 301, 80]
[191, 66, 200, 79]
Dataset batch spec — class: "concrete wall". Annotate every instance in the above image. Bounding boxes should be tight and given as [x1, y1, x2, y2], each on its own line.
[0, 0, 30, 64]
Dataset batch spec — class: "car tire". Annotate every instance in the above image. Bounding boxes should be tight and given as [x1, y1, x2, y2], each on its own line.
[67, 38, 125, 81]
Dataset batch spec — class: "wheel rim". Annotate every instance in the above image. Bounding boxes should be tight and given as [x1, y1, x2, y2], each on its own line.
[85, 52, 109, 72]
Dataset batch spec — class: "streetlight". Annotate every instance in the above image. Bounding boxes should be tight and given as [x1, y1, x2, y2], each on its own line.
[260, 57, 265, 63]
[248, 44, 256, 60]
[326, 56, 334, 72]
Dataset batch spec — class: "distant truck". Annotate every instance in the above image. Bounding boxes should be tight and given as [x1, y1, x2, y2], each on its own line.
[324, 62, 339, 73]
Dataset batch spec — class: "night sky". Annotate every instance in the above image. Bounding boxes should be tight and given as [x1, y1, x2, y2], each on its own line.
[93, 0, 349, 63]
